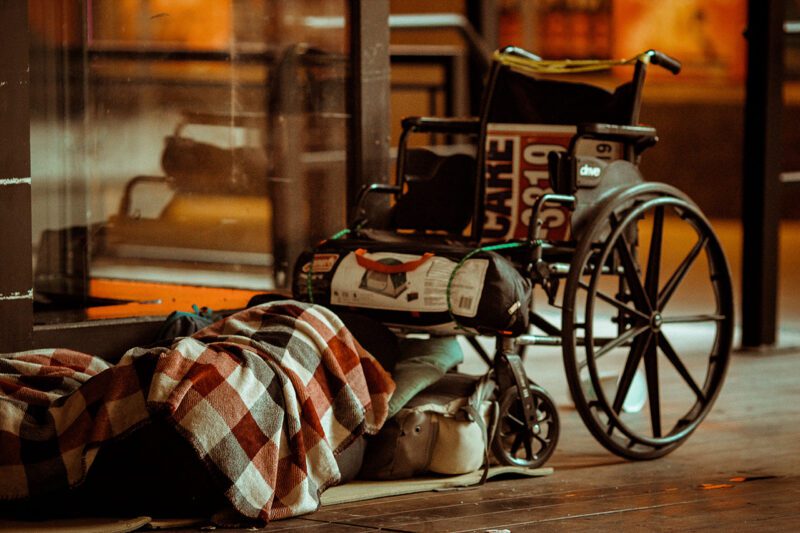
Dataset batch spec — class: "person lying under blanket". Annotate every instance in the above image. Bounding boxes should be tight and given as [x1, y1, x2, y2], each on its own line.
[0, 300, 395, 525]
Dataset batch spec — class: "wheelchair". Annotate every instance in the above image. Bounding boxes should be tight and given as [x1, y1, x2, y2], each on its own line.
[293, 47, 734, 467]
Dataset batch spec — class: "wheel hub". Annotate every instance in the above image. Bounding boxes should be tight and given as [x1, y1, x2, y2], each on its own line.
[650, 312, 663, 331]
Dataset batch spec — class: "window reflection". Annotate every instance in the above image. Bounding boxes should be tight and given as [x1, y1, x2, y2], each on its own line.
[30, 0, 349, 322]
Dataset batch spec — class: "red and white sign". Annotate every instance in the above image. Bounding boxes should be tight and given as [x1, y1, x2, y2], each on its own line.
[483, 124, 620, 243]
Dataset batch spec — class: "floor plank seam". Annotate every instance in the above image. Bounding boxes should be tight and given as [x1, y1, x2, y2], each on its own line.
[450, 498, 707, 532]
[299, 515, 412, 533]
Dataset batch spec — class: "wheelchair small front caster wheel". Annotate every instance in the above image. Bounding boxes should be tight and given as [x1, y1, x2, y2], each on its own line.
[492, 384, 559, 468]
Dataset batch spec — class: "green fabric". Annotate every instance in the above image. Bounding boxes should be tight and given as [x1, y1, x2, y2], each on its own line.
[387, 337, 464, 418]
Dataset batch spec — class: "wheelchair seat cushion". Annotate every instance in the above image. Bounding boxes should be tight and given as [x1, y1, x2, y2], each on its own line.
[390, 150, 477, 234]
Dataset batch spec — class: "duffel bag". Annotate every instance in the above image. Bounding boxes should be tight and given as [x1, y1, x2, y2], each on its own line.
[358, 372, 498, 480]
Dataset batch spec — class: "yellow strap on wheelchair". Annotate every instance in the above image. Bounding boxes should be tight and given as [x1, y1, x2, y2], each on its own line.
[493, 49, 652, 75]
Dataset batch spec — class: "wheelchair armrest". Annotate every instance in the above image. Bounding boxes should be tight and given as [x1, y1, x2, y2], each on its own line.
[575, 123, 659, 153]
[401, 116, 481, 134]
[395, 117, 480, 213]
[351, 183, 402, 229]
[355, 183, 402, 207]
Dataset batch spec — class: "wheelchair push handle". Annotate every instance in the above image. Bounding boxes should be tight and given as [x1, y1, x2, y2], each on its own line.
[646, 50, 682, 75]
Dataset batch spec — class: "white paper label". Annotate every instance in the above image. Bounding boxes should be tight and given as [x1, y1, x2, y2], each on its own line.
[302, 253, 339, 273]
[330, 251, 488, 318]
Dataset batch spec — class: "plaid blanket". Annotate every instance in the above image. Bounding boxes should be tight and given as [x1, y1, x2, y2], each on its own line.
[0, 301, 394, 521]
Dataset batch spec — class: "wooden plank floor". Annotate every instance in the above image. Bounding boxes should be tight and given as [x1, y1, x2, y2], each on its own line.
[249, 342, 799, 532]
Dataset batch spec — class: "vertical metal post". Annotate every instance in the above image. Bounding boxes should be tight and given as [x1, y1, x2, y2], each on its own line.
[0, 1, 33, 351]
[270, 46, 310, 287]
[348, 0, 391, 221]
[466, 0, 498, 116]
[467, 0, 499, 51]
[742, 0, 784, 348]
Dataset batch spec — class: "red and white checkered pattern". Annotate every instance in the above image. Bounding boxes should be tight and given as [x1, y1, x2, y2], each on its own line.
[0, 301, 394, 522]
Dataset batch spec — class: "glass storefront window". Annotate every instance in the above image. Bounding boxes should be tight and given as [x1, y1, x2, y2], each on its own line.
[29, 0, 349, 322]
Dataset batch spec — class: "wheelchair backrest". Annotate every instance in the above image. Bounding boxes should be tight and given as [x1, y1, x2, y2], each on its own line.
[476, 59, 642, 243]
[487, 69, 637, 126]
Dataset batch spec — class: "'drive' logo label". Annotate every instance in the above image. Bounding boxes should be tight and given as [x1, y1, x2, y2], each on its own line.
[580, 163, 602, 177]
[483, 124, 574, 242]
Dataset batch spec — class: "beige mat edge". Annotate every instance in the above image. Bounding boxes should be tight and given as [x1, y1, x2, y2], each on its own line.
[322, 465, 554, 506]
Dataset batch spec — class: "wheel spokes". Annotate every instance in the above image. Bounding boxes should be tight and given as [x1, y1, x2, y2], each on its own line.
[611, 329, 652, 414]
[658, 236, 708, 310]
[613, 226, 651, 312]
[644, 339, 661, 438]
[565, 193, 734, 459]
[494, 387, 559, 467]
[591, 324, 650, 362]
[511, 432, 524, 454]
[658, 333, 707, 403]
[507, 413, 525, 427]
[645, 206, 664, 304]
[523, 435, 534, 459]
[662, 314, 726, 324]
[579, 281, 650, 322]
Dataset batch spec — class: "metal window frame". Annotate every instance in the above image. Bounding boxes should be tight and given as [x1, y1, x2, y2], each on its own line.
[0, 2, 33, 352]
[347, 0, 391, 221]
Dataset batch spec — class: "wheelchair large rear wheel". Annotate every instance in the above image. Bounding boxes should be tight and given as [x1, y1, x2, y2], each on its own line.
[562, 184, 733, 460]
